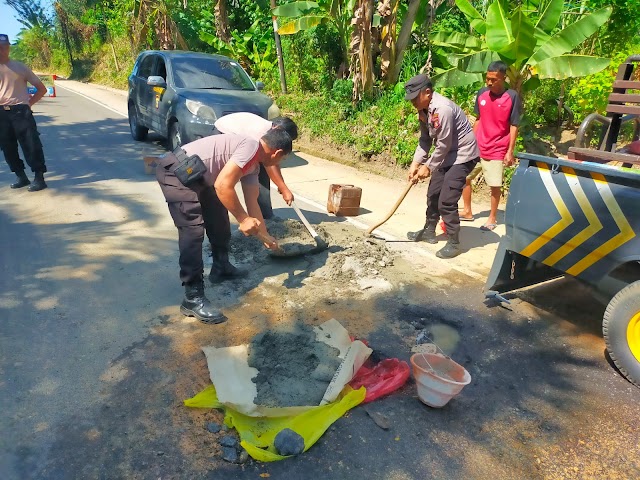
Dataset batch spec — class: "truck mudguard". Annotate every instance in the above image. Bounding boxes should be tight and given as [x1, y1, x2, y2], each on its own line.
[486, 153, 640, 295]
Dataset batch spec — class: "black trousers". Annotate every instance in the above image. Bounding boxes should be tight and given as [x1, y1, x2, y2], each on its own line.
[426, 160, 478, 237]
[156, 153, 230, 285]
[257, 164, 273, 218]
[0, 105, 47, 174]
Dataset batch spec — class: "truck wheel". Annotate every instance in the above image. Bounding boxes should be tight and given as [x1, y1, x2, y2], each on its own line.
[128, 104, 148, 141]
[603, 280, 640, 388]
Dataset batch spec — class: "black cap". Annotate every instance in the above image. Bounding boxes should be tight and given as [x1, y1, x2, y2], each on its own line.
[0, 34, 9, 45]
[404, 73, 433, 100]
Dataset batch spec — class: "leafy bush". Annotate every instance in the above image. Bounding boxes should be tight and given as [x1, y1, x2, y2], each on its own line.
[566, 47, 640, 122]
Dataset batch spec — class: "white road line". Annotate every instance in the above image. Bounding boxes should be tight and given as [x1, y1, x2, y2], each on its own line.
[56, 84, 128, 118]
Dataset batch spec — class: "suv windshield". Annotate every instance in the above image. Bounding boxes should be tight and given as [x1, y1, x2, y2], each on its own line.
[171, 57, 255, 90]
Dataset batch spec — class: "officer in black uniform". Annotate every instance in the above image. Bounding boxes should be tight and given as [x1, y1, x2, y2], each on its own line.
[0, 34, 49, 191]
[156, 130, 291, 324]
[404, 74, 480, 259]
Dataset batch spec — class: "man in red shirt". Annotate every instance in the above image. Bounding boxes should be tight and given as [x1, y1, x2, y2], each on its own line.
[461, 61, 521, 231]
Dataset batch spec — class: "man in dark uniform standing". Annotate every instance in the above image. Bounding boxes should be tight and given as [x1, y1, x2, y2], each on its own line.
[156, 129, 291, 324]
[0, 34, 49, 191]
[404, 74, 480, 259]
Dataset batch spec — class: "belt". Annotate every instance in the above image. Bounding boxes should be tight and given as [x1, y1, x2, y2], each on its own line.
[173, 146, 189, 163]
[157, 147, 188, 168]
[1, 104, 28, 111]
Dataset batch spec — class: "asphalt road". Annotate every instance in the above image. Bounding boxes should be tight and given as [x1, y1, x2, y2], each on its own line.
[0, 86, 638, 480]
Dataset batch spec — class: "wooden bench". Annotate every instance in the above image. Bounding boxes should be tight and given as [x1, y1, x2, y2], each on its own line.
[569, 55, 640, 167]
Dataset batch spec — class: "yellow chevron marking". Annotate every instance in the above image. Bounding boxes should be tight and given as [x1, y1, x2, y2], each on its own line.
[567, 173, 636, 276]
[543, 167, 603, 266]
[520, 163, 574, 258]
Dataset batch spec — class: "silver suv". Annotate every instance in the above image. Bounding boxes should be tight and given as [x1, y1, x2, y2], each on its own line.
[127, 50, 280, 149]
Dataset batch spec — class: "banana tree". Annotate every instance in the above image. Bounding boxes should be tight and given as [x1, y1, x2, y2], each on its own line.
[200, 19, 276, 79]
[430, 0, 612, 96]
[272, 0, 356, 70]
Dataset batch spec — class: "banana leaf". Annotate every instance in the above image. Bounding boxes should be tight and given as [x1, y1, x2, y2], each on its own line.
[486, 1, 514, 52]
[521, 75, 541, 93]
[455, 0, 487, 35]
[533, 55, 611, 80]
[272, 1, 319, 17]
[533, 26, 551, 46]
[454, 49, 500, 73]
[277, 16, 327, 35]
[510, 8, 536, 69]
[430, 31, 483, 51]
[432, 67, 483, 88]
[535, 0, 563, 34]
[529, 7, 612, 65]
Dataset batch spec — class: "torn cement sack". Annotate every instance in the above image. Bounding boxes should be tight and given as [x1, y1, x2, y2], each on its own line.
[184, 384, 365, 461]
[201, 318, 372, 417]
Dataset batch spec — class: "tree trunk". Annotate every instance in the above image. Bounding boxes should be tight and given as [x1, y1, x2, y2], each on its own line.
[214, 0, 231, 43]
[387, 0, 421, 84]
[350, 0, 374, 102]
[54, 2, 74, 69]
[377, 0, 398, 82]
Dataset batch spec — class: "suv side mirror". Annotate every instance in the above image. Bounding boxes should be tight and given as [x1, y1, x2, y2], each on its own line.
[147, 76, 167, 89]
[255, 81, 265, 91]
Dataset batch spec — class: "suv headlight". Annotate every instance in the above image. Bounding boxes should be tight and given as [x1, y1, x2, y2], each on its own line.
[267, 102, 281, 120]
[185, 99, 217, 123]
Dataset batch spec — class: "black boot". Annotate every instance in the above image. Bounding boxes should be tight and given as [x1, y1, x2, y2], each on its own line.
[28, 172, 47, 192]
[407, 220, 438, 244]
[209, 248, 248, 283]
[180, 280, 227, 324]
[10, 170, 30, 189]
[436, 233, 461, 259]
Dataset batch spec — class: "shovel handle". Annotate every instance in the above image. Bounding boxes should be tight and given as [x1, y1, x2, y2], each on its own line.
[255, 231, 283, 252]
[366, 182, 414, 235]
[291, 201, 320, 239]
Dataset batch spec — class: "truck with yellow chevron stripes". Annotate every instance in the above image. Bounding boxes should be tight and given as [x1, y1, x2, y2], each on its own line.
[486, 153, 640, 387]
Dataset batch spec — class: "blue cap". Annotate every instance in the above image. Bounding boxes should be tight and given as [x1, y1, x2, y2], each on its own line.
[0, 34, 9, 45]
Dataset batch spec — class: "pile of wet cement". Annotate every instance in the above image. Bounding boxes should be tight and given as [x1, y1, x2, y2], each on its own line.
[229, 218, 330, 263]
[247, 324, 342, 407]
[313, 235, 394, 282]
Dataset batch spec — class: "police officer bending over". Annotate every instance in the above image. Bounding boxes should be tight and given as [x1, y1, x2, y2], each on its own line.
[404, 73, 480, 259]
[213, 112, 298, 219]
[156, 129, 291, 324]
[0, 34, 49, 191]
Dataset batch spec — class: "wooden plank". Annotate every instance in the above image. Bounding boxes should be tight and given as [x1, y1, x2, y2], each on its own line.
[568, 147, 640, 165]
[613, 80, 640, 90]
[606, 104, 640, 115]
[608, 93, 640, 104]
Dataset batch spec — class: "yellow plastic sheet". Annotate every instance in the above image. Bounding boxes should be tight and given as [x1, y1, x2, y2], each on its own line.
[185, 385, 365, 462]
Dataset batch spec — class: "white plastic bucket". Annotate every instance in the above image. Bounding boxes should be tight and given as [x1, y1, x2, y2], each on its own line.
[410, 353, 471, 408]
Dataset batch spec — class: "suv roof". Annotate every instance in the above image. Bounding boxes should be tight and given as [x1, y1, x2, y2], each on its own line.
[138, 50, 233, 62]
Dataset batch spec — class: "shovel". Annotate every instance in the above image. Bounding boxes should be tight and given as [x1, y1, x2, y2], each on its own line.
[366, 181, 414, 236]
[255, 202, 328, 258]
[291, 201, 329, 252]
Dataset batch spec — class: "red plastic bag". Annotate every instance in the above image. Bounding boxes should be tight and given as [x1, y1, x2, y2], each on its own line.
[349, 358, 410, 403]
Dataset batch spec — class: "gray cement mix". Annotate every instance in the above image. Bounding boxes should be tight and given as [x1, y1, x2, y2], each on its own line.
[247, 323, 342, 407]
[227, 218, 331, 264]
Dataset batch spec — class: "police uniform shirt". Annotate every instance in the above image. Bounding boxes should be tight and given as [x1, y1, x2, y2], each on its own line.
[0, 60, 40, 106]
[214, 112, 272, 141]
[412, 92, 479, 169]
[181, 133, 260, 187]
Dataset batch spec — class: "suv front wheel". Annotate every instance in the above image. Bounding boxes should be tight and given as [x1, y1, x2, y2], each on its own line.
[169, 121, 182, 150]
[128, 104, 148, 141]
